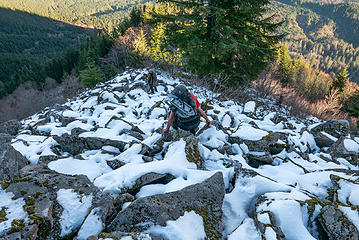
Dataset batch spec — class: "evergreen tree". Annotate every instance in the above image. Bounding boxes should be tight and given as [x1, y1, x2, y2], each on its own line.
[150, 23, 168, 61]
[151, 0, 283, 84]
[80, 60, 104, 88]
[342, 90, 359, 128]
[331, 67, 349, 93]
[133, 29, 150, 58]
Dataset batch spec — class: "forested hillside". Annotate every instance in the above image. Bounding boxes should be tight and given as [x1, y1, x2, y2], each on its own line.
[0, 8, 97, 97]
[0, 0, 151, 31]
[273, 0, 359, 82]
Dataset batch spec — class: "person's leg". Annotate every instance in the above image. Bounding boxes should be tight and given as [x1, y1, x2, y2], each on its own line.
[172, 121, 178, 130]
[149, 83, 154, 94]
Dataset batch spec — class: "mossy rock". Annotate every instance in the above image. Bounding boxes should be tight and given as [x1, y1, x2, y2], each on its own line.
[0, 207, 8, 223]
[8, 219, 25, 234]
[107, 172, 225, 240]
[201, 99, 214, 111]
[185, 136, 204, 169]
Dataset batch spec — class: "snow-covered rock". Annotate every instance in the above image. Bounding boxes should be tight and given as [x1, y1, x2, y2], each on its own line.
[1, 68, 359, 240]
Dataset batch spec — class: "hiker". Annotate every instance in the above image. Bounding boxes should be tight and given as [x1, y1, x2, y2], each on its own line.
[162, 85, 212, 135]
[147, 68, 157, 94]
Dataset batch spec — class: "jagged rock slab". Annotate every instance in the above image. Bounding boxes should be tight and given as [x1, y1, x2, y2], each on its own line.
[0, 134, 28, 181]
[319, 205, 359, 240]
[108, 172, 225, 239]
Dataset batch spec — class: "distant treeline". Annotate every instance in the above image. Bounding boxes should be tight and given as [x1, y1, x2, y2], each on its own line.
[0, 0, 151, 31]
[273, 0, 359, 83]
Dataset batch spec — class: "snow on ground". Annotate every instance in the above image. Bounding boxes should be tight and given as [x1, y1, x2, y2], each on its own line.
[7, 68, 359, 239]
[57, 189, 93, 237]
[0, 188, 28, 236]
[146, 211, 206, 240]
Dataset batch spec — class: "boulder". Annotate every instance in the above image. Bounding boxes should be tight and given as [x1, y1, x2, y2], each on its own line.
[0, 120, 22, 136]
[319, 205, 359, 240]
[0, 136, 29, 181]
[106, 159, 125, 170]
[247, 152, 274, 168]
[127, 172, 176, 196]
[311, 120, 349, 139]
[53, 134, 126, 156]
[329, 137, 358, 164]
[108, 172, 225, 239]
[313, 131, 337, 148]
[53, 134, 87, 155]
[0, 164, 114, 240]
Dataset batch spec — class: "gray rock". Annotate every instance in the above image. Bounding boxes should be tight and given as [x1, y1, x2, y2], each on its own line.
[268, 143, 286, 155]
[313, 132, 337, 148]
[329, 137, 358, 164]
[0, 163, 115, 239]
[0, 133, 12, 144]
[311, 120, 349, 139]
[106, 193, 135, 226]
[108, 172, 225, 239]
[53, 134, 126, 156]
[106, 159, 125, 170]
[127, 172, 176, 196]
[319, 205, 359, 240]
[98, 232, 152, 240]
[247, 152, 274, 168]
[53, 134, 86, 155]
[0, 139, 29, 181]
[0, 120, 22, 136]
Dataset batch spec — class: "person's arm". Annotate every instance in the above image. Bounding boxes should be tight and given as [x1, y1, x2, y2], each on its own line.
[198, 106, 212, 126]
[162, 110, 175, 134]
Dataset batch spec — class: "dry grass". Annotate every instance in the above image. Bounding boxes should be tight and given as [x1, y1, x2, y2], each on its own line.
[0, 74, 83, 123]
[253, 66, 358, 129]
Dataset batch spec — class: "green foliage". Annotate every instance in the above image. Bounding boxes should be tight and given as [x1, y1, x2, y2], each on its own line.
[133, 30, 150, 58]
[0, 8, 93, 97]
[271, 0, 359, 84]
[277, 44, 331, 101]
[342, 90, 359, 128]
[331, 67, 349, 93]
[150, 0, 282, 84]
[150, 23, 167, 62]
[342, 91, 359, 117]
[80, 60, 105, 88]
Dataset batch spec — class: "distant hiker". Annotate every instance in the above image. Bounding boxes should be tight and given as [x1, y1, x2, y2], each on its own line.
[162, 85, 212, 135]
[147, 68, 157, 94]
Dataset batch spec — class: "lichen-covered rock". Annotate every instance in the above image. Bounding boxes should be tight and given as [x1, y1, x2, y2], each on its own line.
[184, 135, 205, 169]
[311, 120, 349, 139]
[319, 205, 359, 240]
[107, 172, 225, 239]
[0, 135, 29, 181]
[0, 164, 114, 240]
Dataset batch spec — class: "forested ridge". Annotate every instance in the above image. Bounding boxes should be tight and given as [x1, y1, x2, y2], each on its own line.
[273, 0, 359, 82]
[0, 0, 151, 31]
[0, 8, 98, 97]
